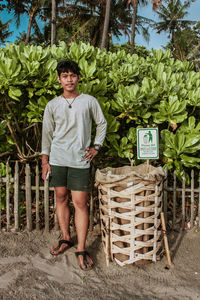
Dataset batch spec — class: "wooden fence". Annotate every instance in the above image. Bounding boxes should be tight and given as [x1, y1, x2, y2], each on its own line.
[0, 161, 200, 232]
[163, 168, 200, 230]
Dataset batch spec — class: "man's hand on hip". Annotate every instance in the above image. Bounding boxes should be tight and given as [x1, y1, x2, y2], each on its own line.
[84, 147, 98, 162]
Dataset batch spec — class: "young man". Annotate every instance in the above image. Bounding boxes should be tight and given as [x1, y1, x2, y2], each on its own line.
[41, 60, 107, 270]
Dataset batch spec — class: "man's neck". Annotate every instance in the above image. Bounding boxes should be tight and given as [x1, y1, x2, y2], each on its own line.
[63, 91, 80, 99]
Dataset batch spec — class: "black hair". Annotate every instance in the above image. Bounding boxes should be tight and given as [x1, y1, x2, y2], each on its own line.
[56, 60, 81, 77]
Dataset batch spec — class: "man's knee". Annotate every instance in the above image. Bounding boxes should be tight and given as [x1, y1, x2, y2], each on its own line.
[55, 188, 68, 203]
[72, 191, 88, 209]
[73, 199, 88, 210]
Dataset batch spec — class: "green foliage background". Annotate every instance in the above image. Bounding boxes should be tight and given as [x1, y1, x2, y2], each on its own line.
[1, 41, 200, 182]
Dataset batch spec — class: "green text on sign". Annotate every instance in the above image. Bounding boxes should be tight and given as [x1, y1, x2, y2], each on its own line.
[137, 128, 159, 159]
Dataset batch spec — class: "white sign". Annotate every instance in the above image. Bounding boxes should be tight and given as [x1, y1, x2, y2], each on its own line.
[137, 128, 159, 159]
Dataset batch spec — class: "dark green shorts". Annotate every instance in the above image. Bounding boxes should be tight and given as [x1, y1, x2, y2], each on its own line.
[50, 165, 90, 191]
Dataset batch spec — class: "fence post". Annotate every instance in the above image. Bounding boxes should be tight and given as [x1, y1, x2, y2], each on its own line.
[0, 179, 1, 231]
[191, 170, 194, 228]
[35, 165, 40, 230]
[25, 164, 32, 231]
[6, 162, 10, 231]
[182, 171, 185, 230]
[163, 168, 168, 224]
[44, 178, 49, 232]
[14, 161, 19, 231]
[54, 190, 59, 230]
[173, 171, 177, 229]
[199, 172, 200, 228]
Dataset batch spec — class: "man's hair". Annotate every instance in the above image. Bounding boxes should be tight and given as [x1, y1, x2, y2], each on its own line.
[57, 60, 80, 77]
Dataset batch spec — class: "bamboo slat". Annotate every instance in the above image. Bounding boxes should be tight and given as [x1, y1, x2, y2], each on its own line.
[25, 164, 32, 231]
[0, 182, 1, 230]
[182, 172, 185, 230]
[89, 191, 94, 232]
[35, 165, 40, 230]
[54, 190, 59, 230]
[44, 177, 49, 232]
[153, 185, 159, 262]
[191, 170, 194, 228]
[173, 171, 176, 229]
[14, 161, 19, 231]
[199, 172, 200, 228]
[0, 165, 2, 230]
[6, 162, 10, 231]
[163, 168, 168, 224]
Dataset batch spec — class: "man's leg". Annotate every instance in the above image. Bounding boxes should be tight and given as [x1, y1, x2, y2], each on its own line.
[71, 190, 93, 269]
[51, 187, 72, 254]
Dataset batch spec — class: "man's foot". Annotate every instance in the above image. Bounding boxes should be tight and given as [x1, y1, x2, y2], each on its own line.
[75, 251, 94, 271]
[50, 239, 74, 255]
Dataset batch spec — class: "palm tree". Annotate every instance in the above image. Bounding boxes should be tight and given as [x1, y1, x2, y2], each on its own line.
[5, 0, 49, 43]
[127, 0, 151, 54]
[58, 0, 131, 47]
[51, 0, 56, 45]
[0, 18, 12, 44]
[153, 0, 196, 47]
[100, 0, 112, 49]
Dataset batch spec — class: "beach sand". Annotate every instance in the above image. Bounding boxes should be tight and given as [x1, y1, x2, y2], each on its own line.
[0, 225, 200, 300]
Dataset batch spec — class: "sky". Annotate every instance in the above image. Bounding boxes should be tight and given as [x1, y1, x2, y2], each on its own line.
[0, 0, 200, 50]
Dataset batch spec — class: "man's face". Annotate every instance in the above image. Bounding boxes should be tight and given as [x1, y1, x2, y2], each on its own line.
[57, 71, 80, 93]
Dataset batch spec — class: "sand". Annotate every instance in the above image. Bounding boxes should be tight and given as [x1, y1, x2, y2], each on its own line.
[0, 226, 200, 300]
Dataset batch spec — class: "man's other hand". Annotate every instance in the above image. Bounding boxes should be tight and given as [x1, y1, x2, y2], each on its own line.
[42, 163, 51, 181]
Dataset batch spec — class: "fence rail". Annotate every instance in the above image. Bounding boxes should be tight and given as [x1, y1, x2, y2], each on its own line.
[0, 161, 200, 232]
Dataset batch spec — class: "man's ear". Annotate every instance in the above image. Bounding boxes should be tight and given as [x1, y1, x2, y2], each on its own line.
[57, 76, 61, 83]
[78, 75, 81, 82]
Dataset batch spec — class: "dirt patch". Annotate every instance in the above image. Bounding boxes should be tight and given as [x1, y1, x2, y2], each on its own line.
[0, 227, 200, 300]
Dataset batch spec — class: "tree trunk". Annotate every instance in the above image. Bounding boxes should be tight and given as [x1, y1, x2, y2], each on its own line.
[130, 0, 138, 55]
[25, 11, 34, 44]
[100, 0, 112, 50]
[51, 0, 56, 46]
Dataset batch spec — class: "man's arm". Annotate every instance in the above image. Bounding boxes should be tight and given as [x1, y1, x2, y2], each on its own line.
[41, 104, 54, 180]
[84, 97, 107, 162]
[91, 98, 107, 146]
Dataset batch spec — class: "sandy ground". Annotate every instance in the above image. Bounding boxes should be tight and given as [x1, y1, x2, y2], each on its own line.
[0, 226, 200, 300]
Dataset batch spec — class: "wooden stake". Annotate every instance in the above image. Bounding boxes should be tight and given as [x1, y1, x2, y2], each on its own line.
[89, 191, 94, 231]
[44, 176, 49, 232]
[0, 166, 2, 230]
[25, 164, 32, 231]
[198, 171, 200, 229]
[191, 170, 194, 228]
[54, 190, 59, 230]
[35, 165, 40, 230]
[105, 216, 110, 266]
[161, 212, 172, 269]
[173, 171, 176, 229]
[182, 171, 185, 230]
[6, 162, 10, 231]
[14, 161, 19, 231]
[163, 168, 168, 225]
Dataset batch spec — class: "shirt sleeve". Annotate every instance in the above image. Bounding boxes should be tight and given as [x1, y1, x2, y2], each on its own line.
[90, 97, 107, 146]
[41, 104, 54, 156]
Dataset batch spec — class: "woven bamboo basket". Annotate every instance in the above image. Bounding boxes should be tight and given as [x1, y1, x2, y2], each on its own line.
[95, 163, 165, 266]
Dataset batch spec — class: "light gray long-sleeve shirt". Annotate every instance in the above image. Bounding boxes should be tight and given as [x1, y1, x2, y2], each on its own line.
[41, 94, 107, 168]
